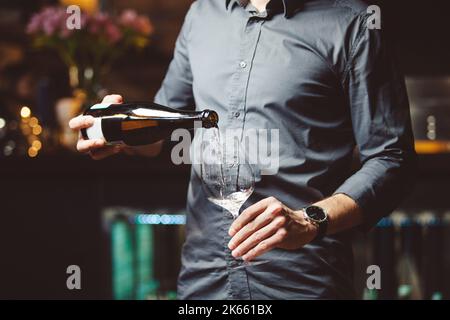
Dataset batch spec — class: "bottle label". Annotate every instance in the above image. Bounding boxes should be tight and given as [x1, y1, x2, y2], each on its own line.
[85, 117, 105, 140]
[85, 117, 124, 145]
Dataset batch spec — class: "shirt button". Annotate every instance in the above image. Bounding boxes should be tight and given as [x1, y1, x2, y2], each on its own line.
[239, 61, 247, 68]
[234, 111, 240, 118]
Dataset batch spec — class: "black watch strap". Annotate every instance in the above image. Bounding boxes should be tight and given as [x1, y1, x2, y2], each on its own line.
[314, 217, 328, 240]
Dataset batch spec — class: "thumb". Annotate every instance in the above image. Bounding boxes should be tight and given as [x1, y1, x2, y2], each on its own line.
[101, 94, 123, 104]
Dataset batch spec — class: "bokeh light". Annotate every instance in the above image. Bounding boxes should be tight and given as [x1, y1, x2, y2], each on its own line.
[32, 140, 42, 150]
[32, 125, 42, 135]
[20, 106, 31, 118]
[28, 147, 38, 158]
[29, 117, 38, 128]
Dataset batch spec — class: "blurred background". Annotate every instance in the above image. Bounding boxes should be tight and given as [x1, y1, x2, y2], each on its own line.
[0, 0, 449, 300]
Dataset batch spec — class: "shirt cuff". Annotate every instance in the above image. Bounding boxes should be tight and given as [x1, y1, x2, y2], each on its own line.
[333, 171, 379, 232]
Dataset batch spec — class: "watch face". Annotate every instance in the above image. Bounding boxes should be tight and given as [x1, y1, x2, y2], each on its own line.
[305, 205, 326, 222]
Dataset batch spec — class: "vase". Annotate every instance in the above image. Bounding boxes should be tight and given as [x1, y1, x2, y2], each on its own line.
[55, 64, 107, 150]
[69, 64, 105, 106]
[55, 89, 87, 149]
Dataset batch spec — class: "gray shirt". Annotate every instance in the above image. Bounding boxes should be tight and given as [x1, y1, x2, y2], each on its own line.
[154, 0, 416, 299]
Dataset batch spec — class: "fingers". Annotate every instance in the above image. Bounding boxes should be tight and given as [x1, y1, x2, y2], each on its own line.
[231, 215, 286, 258]
[102, 94, 123, 104]
[227, 196, 289, 261]
[77, 137, 123, 159]
[70, 94, 124, 159]
[242, 227, 288, 262]
[228, 202, 284, 251]
[229, 197, 278, 236]
[69, 94, 123, 131]
[68, 115, 95, 130]
[89, 145, 123, 160]
[76, 138, 105, 153]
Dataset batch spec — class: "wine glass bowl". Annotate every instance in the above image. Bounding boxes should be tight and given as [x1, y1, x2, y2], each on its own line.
[206, 164, 255, 218]
[199, 128, 255, 218]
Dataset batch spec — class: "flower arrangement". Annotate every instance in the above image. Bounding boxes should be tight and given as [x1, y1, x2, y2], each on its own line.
[26, 6, 154, 101]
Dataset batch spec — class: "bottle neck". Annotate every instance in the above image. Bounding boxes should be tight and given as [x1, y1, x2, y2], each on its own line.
[200, 110, 219, 128]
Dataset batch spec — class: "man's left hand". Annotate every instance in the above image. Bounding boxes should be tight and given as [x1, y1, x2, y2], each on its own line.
[228, 196, 318, 261]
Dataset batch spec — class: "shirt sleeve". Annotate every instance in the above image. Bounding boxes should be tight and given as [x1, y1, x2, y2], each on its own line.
[154, 2, 196, 109]
[334, 12, 417, 232]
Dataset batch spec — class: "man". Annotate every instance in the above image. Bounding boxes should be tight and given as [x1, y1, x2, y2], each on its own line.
[70, 0, 416, 299]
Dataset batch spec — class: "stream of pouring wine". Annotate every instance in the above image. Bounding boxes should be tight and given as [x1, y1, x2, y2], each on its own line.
[211, 126, 226, 199]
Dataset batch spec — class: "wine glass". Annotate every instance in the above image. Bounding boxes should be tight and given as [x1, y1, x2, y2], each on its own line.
[199, 128, 267, 268]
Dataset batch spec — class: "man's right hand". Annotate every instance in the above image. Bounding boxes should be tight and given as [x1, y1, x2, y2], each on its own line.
[69, 94, 125, 160]
[69, 94, 164, 160]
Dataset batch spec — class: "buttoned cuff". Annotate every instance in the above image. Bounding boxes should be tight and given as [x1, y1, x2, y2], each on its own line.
[333, 172, 379, 233]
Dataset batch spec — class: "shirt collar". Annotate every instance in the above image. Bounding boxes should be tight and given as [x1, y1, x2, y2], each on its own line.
[225, 0, 302, 18]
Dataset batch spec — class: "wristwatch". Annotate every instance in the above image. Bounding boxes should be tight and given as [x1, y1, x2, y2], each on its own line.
[302, 205, 328, 240]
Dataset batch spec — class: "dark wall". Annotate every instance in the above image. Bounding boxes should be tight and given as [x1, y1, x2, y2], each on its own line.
[366, 0, 450, 75]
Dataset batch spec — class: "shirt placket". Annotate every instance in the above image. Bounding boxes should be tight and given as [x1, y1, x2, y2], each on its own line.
[225, 10, 265, 300]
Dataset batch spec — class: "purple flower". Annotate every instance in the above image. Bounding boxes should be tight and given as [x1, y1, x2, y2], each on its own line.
[105, 21, 122, 44]
[119, 9, 153, 35]
[26, 6, 80, 37]
[42, 17, 57, 36]
[87, 12, 123, 43]
[119, 9, 137, 27]
[26, 12, 44, 34]
[26, 4, 153, 71]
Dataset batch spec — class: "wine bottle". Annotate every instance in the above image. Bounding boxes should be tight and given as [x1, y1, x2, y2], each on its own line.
[81, 102, 218, 146]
